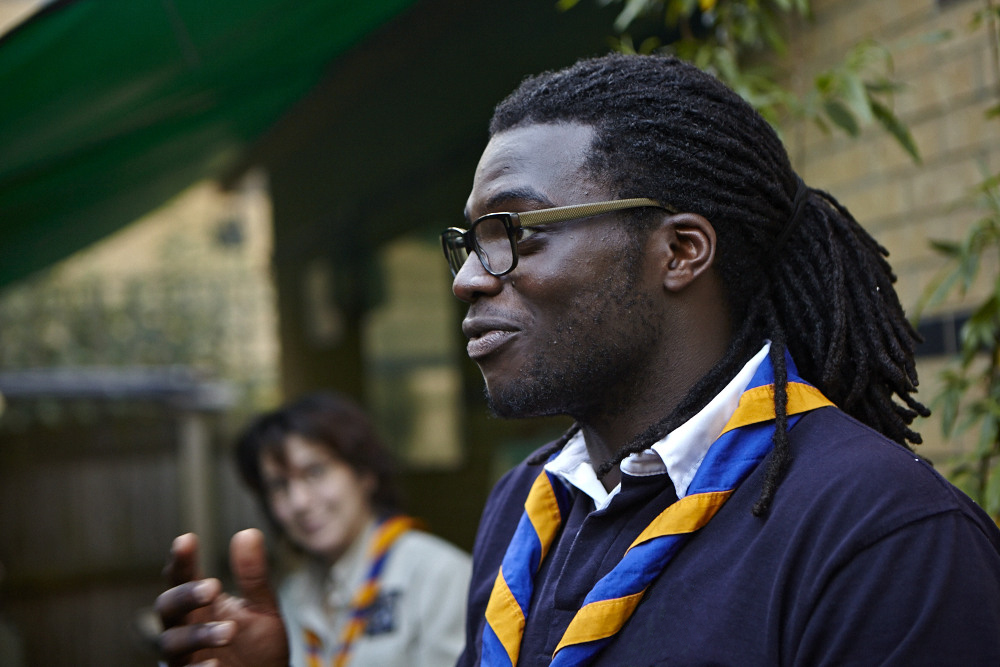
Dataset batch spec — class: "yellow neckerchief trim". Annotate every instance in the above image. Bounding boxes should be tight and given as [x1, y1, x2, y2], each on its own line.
[485, 567, 526, 665]
[628, 489, 734, 553]
[719, 381, 832, 436]
[305, 628, 323, 667]
[553, 591, 646, 652]
[525, 472, 566, 562]
[485, 472, 564, 666]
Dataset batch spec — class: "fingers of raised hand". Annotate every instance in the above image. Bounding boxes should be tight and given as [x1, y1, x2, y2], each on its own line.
[163, 533, 202, 586]
[229, 529, 278, 607]
[157, 620, 235, 664]
[155, 578, 222, 629]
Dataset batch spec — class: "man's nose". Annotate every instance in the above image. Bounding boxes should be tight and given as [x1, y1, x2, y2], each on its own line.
[452, 254, 503, 302]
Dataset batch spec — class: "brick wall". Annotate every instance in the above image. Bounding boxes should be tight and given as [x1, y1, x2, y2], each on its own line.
[781, 0, 1000, 460]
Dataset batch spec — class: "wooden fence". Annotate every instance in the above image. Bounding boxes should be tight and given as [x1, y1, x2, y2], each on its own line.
[0, 368, 263, 666]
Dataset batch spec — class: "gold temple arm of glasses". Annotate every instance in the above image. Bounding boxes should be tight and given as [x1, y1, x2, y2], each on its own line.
[515, 198, 676, 226]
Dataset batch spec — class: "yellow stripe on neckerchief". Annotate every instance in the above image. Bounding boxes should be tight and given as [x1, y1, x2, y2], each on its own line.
[481, 353, 832, 666]
[301, 515, 417, 667]
[305, 628, 323, 667]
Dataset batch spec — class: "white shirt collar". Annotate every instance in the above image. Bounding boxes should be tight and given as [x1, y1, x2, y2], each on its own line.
[545, 343, 770, 510]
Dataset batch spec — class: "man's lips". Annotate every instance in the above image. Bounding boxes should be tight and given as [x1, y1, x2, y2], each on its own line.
[467, 330, 519, 359]
[463, 318, 521, 360]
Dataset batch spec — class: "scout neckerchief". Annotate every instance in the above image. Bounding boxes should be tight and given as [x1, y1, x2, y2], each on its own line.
[481, 353, 833, 667]
[303, 515, 417, 667]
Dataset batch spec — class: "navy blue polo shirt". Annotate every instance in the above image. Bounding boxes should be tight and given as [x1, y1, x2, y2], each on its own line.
[458, 407, 1000, 666]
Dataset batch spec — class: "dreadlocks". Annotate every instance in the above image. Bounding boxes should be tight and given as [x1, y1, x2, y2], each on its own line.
[501, 53, 928, 515]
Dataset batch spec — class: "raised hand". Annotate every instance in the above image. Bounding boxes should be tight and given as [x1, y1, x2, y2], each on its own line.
[155, 529, 289, 667]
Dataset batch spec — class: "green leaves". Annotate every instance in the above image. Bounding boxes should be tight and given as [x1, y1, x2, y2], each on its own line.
[565, 0, 922, 163]
[613, 0, 654, 32]
[920, 164, 1000, 517]
[871, 99, 920, 163]
[822, 99, 859, 136]
[807, 41, 920, 162]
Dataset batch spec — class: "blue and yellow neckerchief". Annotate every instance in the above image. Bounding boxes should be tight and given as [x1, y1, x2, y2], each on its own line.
[481, 354, 833, 666]
[303, 515, 417, 667]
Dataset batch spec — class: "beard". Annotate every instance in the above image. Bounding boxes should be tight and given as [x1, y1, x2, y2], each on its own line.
[484, 264, 661, 422]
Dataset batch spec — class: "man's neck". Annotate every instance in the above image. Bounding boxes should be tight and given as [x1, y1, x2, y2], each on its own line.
[578, 425, 624, 492]
[575, 348, 733, 493]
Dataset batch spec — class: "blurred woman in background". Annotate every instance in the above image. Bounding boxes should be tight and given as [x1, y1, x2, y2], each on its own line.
[235, 391, 470, 667]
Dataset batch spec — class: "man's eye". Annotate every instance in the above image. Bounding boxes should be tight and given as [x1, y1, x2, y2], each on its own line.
[515, 226, 540, 243]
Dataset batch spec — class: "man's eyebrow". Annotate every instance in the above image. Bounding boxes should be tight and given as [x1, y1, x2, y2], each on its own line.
[464, 187, 556, 222]
[485, 187, 554, 211]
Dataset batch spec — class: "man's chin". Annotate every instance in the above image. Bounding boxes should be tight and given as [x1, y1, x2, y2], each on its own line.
[484, 384, 562, 420]
[485, 397, 519, 419]
[484, 386, 513, 418]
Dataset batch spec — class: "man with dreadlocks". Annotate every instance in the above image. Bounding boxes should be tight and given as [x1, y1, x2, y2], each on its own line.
[155, 53, 1000, 666]
[443, 52, 1000, 665]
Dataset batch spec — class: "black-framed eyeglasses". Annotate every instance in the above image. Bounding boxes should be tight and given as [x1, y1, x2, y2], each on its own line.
[440, 197, 674, 277]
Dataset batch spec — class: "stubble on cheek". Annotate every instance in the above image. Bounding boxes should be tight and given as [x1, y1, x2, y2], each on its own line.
[482, 275, 660, 421]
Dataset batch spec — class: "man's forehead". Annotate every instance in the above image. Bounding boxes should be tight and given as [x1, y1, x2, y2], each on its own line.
[465, 123, 598, 218]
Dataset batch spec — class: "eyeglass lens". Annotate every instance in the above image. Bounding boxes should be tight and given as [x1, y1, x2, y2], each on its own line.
[473, 215, 514, 275]
[443, 231, 471, 274]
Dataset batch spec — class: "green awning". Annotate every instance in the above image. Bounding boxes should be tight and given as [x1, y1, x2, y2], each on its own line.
[0, 0, 417, 288]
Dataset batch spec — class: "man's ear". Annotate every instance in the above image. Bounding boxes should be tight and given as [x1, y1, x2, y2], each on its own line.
[648, 212, 717, 292]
